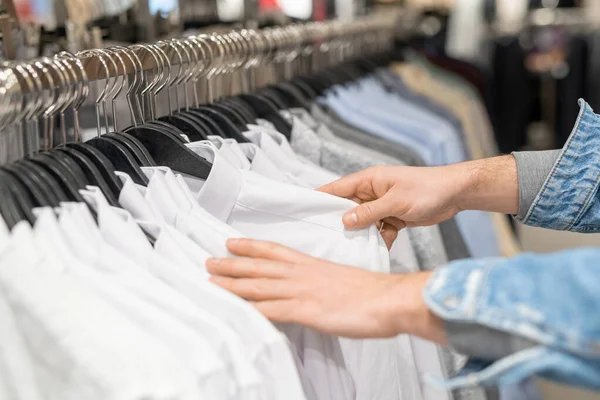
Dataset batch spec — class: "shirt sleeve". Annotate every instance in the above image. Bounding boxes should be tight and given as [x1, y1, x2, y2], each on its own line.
[512, 150, 561, 221]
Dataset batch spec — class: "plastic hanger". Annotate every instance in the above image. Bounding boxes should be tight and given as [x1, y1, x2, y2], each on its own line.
[27, 153, 86, 202]
[126, 127, 213, 179]
[56, 147, 121, 207]
[0, 183, 23, 229]
[2, 164, 54, 207]
[238, 93, 293, 139]
[16, 160, 68, 203]
[0, 170, 36, 223]
[86, 136, 150, 185]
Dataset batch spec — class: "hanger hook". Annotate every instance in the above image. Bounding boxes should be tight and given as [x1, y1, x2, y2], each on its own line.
[56, 51, 89, 142]
[79, 49, 111, 137]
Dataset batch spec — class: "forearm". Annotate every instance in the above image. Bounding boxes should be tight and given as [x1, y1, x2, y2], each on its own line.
[452, 155, 519, 215]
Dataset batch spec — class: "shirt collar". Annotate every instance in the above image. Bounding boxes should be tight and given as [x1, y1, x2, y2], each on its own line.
[183, 141, 244, 223]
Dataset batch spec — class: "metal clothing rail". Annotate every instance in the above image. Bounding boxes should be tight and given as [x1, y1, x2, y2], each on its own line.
[0, 10, 401, 129]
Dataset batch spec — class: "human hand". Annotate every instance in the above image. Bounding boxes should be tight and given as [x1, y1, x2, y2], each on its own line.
[318, 157, 518, 248]
[207, 238, 446, 343]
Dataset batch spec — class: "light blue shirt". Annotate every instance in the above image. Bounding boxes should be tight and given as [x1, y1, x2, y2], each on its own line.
[319, 76, 500, 258]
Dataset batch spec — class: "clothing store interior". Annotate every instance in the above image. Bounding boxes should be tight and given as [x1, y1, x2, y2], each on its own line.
[0, 0, 599, 400]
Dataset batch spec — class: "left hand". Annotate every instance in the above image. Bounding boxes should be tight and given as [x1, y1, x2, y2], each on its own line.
[207, 238, 446, 343]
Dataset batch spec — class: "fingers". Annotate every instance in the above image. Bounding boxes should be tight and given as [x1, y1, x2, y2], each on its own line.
[226, 238, 315, 264]
[207, 257, 292, 279]
[342, 195, 394, 229]
[210, 276, 296, 301]
[317, 169, 372, 199]
[249, 300, 298, 323]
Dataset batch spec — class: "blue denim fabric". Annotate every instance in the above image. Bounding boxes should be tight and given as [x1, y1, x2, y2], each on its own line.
[319, 77, 500, 258]
[424, 100, 600, 390]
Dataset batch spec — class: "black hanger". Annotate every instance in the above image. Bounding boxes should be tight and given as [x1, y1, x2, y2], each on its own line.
[259, 88, 288, 110]
[191, 106, 250, 143]
[0, 182, 24, 229]
[17, 160, 68, 203]
[158, 114, 209, 142]
[291, 79, 318, 100]
[86, 136, 150, 185]
[27, 153, 86, 202]
[144, 121, 186, 140]
[270, 83, 310, 109]
[207, 103, 248, 127]
[3, 163, 55, 207]
[185, 110, 228, 139]
[222, 97, 259, 121]
[125, 125, 213, 179]
[56, 147, 121, 207]
[42, 152, 88, 189]
[172, 111, 214, 141]
[238, 93, 293, 139]
[65, 142, 124, 196]
[0, 170, 36, 224]
[105, 133, 154, 167]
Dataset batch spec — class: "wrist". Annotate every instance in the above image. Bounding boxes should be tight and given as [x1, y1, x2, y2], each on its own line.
[389, 272, 448, 345]
[454, 155, 519, 215]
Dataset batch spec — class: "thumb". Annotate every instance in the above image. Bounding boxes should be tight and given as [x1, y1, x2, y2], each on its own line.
[343, 196, 394, 229]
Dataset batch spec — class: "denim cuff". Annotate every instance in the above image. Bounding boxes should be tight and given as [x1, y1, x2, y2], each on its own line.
[522, 100, 600, 232]
[512, 150, 561, 222]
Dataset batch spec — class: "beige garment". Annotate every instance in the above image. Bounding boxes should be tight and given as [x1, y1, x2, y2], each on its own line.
[392, 63, 485, 160]
[491, 213, 522, 257]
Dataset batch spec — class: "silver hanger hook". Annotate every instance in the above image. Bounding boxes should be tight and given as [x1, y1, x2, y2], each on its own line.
[157, 40, 182, 113]
[51, 57, 77, 147]
[0, 62, 30, 126]
[90, 48, 119, 135]
[102, 47, 128, 132]
[56, 51, 89, 142]
[106, 46, 138, 127]
[0, 64, 22, 129]
[131, 43, 163, 120]
[187, 35, 212, 106]
[117, 45, 145, 124]
[174, 39, 196, 110]
[152, 43, 173, 116]
[79, 49, 112, 137]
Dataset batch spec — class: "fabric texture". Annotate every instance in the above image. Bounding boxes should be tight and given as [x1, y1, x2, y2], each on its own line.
[513, 150, 561, 221]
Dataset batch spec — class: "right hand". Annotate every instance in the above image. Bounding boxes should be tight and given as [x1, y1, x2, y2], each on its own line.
[317, 165, 468, 247]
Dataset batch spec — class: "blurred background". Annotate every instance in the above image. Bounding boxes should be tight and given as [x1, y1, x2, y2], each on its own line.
[1, 0, 599, 398]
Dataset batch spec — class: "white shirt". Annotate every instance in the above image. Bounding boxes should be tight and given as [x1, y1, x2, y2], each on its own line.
[117, 170, 309, 400]
[208, 135, 299, 185]
[180, 143, 412, 400]
[1, 220, 199, 400]
[242, 128, 339, 188]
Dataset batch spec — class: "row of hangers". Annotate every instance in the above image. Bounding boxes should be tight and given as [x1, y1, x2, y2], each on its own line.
[0, 11, 400, 232]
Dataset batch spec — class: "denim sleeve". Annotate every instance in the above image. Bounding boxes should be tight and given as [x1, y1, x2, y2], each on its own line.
[423, 249, 600, 391]
[520, 100, 600, 231]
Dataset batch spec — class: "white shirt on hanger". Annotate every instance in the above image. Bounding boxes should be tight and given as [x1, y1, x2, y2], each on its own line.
[178, 142, 417, 400]
[116, 170, 310, 400]
[1, 220, 199, 400]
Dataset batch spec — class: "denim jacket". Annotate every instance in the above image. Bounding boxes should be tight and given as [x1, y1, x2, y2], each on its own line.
[423, 100, 600, 391]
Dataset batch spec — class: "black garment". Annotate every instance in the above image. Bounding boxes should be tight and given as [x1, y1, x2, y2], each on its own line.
[556, 36, 589, 147]
[490, 37, 535, 154]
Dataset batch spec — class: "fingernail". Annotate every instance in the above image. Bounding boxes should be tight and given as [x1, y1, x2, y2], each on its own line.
[343, 212, 358, 226]
[226, 238, 240, 246]
[209, 276, 222, 283]
[207, 258, 220, 265]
